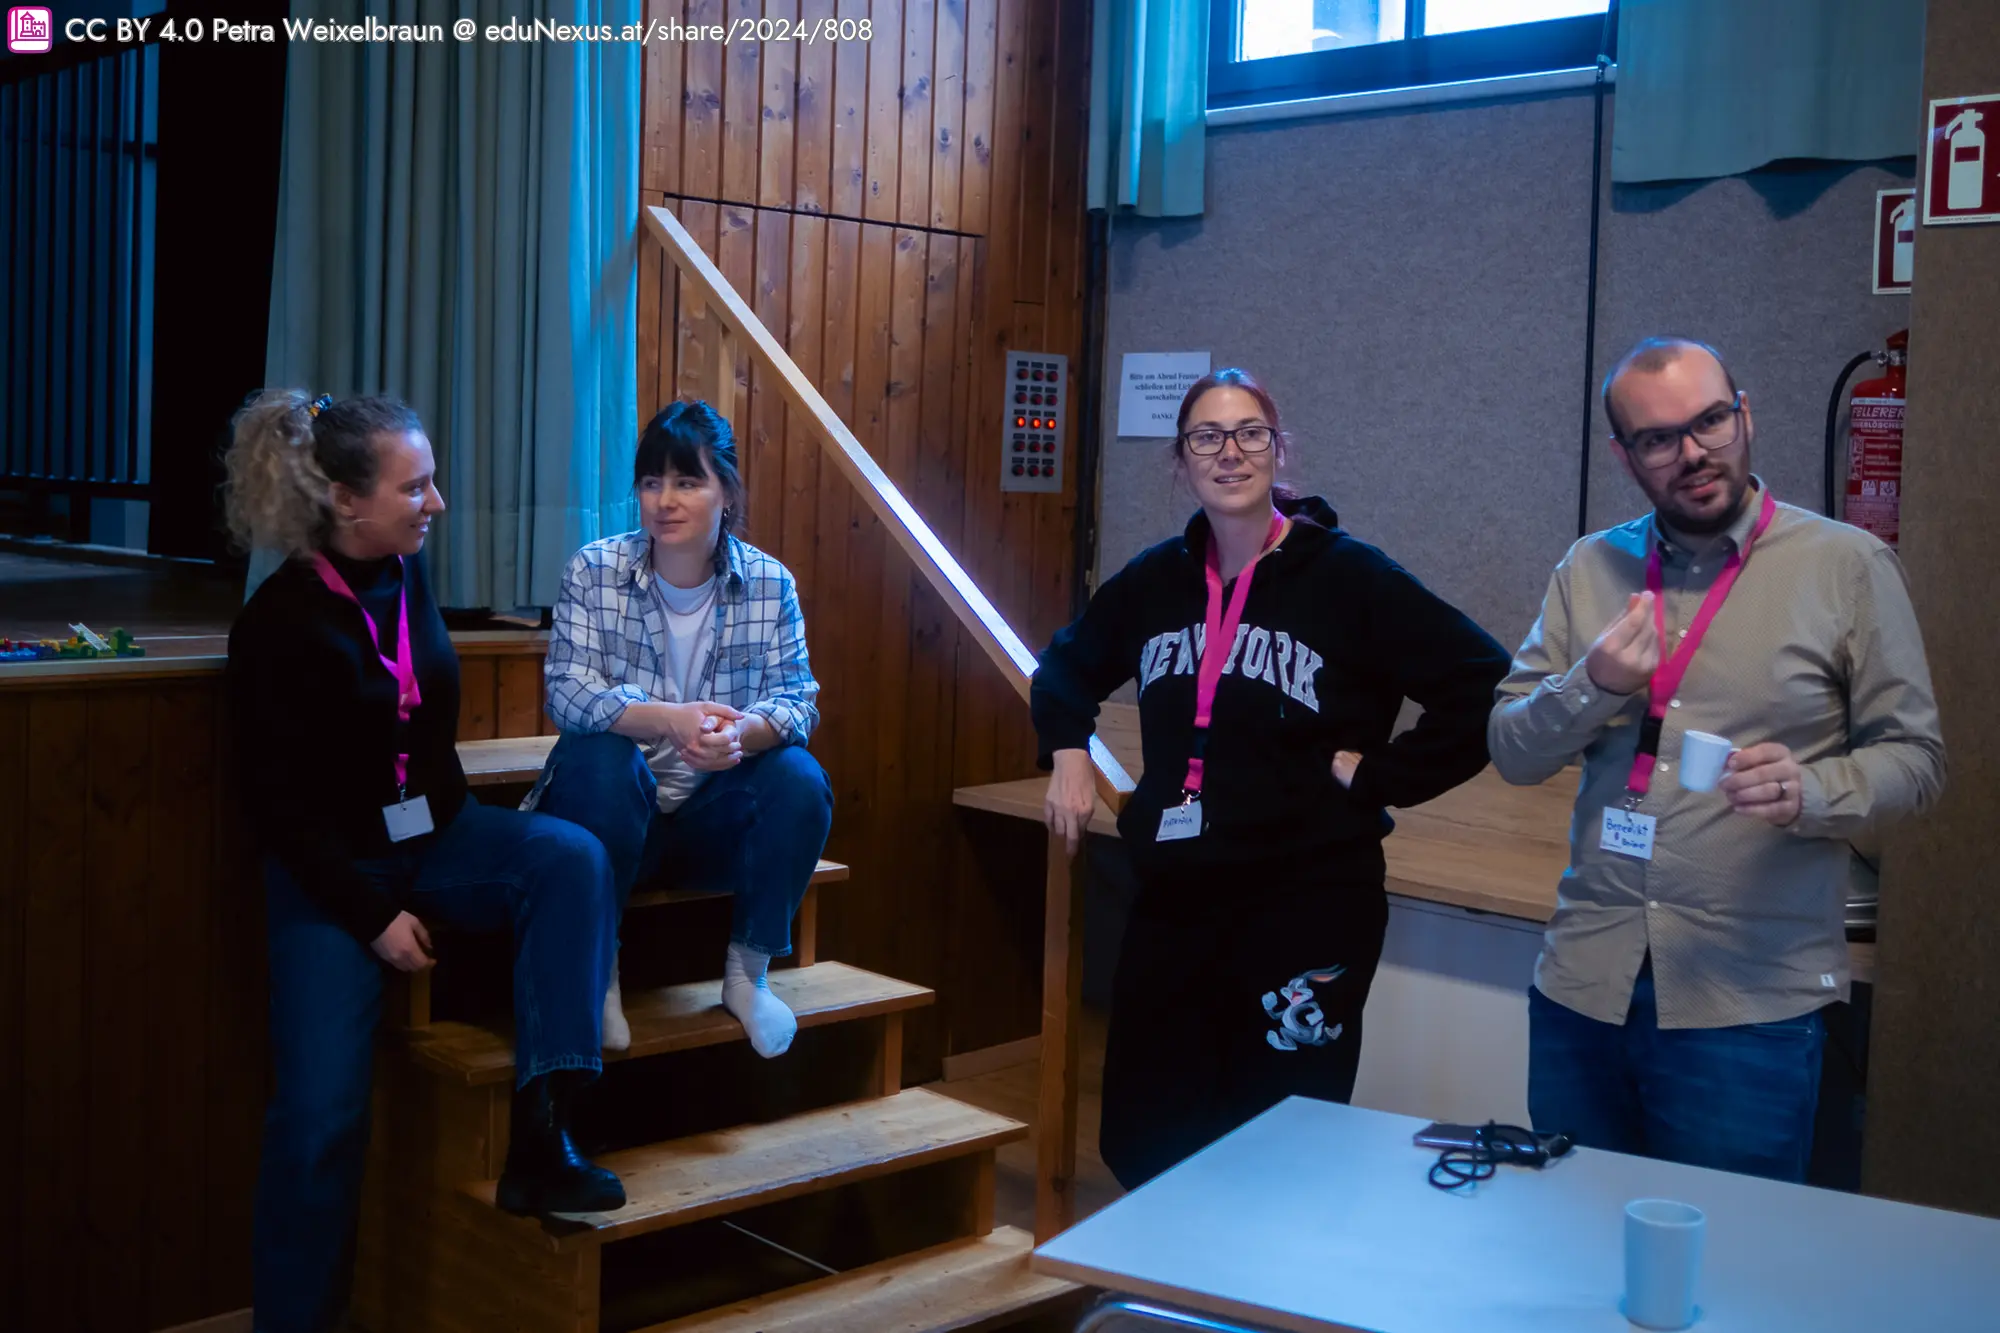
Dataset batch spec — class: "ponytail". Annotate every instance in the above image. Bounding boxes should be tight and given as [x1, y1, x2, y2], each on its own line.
[222, 389, 423, 560]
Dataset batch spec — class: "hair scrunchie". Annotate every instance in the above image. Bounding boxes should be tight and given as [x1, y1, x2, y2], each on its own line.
[306, 393, 334, 419]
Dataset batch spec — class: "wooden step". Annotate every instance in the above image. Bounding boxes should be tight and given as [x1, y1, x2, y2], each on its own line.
[458, 733, 562, 786]
[466, 1088, 1027, 1251]
[628, 858, 848, 910]
[641, 1226, 1078, 1332]
[404, 961, 932, 1085]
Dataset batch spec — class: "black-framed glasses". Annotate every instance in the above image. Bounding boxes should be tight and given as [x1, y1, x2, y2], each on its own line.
[1616, 392, 1746, 470]
[1181, 425, 1275, 456]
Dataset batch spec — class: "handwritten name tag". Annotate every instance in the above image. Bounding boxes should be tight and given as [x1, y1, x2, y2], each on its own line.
[1157, 802, 1203, 842]
[1600, 807, 1656, 861]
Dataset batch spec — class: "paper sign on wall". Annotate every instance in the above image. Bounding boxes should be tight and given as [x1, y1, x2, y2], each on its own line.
[1118, 352, 1211, 437]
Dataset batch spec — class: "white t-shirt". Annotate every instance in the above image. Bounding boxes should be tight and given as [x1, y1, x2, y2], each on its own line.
[646, 574, 717, 812]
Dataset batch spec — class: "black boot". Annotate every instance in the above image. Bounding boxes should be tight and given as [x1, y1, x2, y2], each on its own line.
[495, 1071, 626, 1215]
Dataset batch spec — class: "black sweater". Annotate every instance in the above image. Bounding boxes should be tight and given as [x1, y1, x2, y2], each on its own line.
[226, 550, 469, 944]
[1031, 496, 1511, 874]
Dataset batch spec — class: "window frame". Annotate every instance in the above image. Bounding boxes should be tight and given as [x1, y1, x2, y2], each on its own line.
[1209, 5, 1616, 114]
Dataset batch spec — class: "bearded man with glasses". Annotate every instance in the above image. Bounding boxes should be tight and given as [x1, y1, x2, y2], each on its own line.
[1488, 336, 1945, 1183]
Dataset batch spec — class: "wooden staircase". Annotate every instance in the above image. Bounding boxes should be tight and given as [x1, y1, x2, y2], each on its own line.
[347, 735, 1080, 1333]
[339, 197, 1142, 1331]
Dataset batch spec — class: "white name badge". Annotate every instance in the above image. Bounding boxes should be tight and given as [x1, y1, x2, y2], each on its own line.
[1157, 801, 1203, 842]
[383, 794, 435, 842]
[1600, 806, 1656, 861]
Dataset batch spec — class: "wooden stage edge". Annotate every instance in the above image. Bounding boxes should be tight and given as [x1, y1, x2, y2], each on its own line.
[0, 629, 549, 687]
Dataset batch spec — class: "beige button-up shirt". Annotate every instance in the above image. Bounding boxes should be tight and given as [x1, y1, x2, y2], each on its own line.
[1489, 479, 1945, 1029]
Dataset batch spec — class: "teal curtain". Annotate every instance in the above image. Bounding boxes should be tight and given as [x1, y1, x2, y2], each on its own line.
[1088, 0, 1208, 217]
[1612, 0, 1924, 184]
[259, 0, 639, 609]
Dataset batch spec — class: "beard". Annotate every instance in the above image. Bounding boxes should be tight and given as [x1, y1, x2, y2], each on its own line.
[1651, 462, 1749, 536]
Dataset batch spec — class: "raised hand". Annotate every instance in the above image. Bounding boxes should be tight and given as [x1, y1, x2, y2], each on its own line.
[1584, 592, 1660, 696]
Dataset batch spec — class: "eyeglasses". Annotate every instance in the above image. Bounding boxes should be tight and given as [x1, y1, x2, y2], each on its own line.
[1181, 425, 1275, 456]
[1617, 393, 1746, 470]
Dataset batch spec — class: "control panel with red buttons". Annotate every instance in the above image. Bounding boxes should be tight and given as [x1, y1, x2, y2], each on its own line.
[1001, 350, 1067, 493]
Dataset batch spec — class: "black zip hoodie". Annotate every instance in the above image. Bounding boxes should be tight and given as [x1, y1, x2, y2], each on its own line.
[1031, 496, 1511, 874]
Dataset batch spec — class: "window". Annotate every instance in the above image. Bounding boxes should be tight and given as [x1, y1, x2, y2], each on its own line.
[1214, 1, 1614, 114]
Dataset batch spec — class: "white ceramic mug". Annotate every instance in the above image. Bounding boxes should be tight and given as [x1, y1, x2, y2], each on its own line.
[1677, 731, 1733, 793]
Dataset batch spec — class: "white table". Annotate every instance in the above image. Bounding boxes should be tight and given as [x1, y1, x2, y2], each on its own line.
[1031, 1098, 2000, 1333]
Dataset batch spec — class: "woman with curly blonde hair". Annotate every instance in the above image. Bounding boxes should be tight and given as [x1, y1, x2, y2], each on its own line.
[224, 389, 624, 1333]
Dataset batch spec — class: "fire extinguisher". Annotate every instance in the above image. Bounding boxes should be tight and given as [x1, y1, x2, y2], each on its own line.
[1822, 330, 1907, 550]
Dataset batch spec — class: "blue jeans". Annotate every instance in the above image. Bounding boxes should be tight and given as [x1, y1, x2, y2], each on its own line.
[252, 799, 617, 1333]
[531, 731, 834, 956]
[1528, 965, 1826, 1183]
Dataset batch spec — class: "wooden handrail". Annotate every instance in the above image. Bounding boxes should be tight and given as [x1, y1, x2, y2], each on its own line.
[644, 203, 1117, 1245]
[642, 204, 1133, 811]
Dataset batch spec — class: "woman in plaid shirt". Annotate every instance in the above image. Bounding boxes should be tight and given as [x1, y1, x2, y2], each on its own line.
[526, 399, 832, 1058]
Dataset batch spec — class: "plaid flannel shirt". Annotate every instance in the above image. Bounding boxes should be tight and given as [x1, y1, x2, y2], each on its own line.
[541, 529, 820, 748]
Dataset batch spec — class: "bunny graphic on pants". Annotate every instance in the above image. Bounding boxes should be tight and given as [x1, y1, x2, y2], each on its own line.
[1262, 965, 1347, 1051]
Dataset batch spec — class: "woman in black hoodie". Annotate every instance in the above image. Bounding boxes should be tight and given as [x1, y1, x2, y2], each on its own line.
[1033, 368, 1509, 1188]
[224, 391, 624, 1333]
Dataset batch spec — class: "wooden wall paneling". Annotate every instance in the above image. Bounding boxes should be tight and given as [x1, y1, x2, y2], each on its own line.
[879, 226, 930, 975]
[947, 242, 1001, 824]
[642, 0, 687, 194]
[930, 0, 967, 232]
[958, 0, 996, 235]
[1012, 0, 1057, 304]
[760, 0, 800, 210]
[676, 202, 721, 402]
[864, 0, 903, 221]
[795, 0, 837, 214]
[22, 693, 89, 1333]
[749, 208, 794, 549]
[0, 694, 24, 1323]
[899, 0, 936, 226]
[829, 0, 871, 217]
[638, 203, 665, 416]
[458, 656, 498, 740]
[904, 231, 970, 1059]
[784, 216, 829, 598]
[495, 657, 543, 738]
[718, 200, 758, 448]
[85, 691, 155, 1332]
[658, 197, 684, 408]
[811, 218, 862, 825]
[723, 0, 764, 204]
[1031, 0, 1089, 651]
[146, 684, 217, 1329]
[955, 0, 1027, 788]
[682, 0, 726, 198]
[829, 222, 897, 969]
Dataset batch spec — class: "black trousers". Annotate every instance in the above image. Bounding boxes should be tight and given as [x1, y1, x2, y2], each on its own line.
[1099, 844, 1389, 1190]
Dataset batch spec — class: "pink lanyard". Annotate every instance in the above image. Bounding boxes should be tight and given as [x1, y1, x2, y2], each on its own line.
[1183, 511, 1286, 797]
[312, 553, 424, 791]
[1625, 489, 1776, 798]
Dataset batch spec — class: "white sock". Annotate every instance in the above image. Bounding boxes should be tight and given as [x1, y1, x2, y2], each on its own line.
[721, 942, 797, 1059]
[602, 961, 631, 1052]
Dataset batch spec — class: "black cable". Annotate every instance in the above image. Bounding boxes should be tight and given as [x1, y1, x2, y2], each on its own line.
[1823, 351, 1877, 518]
[1575, 3, 1617, 540]
[1427, 1122, 1573, 1192]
